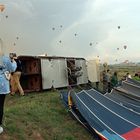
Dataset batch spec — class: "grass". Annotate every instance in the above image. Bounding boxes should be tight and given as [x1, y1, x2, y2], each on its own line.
[0, 91, 95, 140]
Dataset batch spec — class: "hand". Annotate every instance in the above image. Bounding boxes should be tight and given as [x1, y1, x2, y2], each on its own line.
[11, 58, 15, 63]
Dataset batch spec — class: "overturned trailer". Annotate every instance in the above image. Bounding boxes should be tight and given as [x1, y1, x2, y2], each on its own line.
[40, 56, 89, 89]
[18, 55, 99, 93]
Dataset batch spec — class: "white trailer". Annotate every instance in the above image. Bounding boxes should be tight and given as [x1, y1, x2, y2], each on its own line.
[19, 56, 94, 92]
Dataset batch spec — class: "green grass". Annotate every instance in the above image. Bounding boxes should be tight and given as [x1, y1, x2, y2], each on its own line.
[0, 91, 95, 140]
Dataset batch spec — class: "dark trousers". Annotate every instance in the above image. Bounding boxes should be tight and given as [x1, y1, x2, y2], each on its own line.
[0, 94, 6, 125]
[107, 82, 111, 93]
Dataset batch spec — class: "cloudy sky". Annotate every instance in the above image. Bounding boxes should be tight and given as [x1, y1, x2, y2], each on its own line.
[0, 0, 140, 64]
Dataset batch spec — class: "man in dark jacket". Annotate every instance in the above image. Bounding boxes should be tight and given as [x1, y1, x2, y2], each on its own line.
[10, 53, 24, 96]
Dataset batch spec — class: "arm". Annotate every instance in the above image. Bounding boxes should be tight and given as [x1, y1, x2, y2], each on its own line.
[3, 56, 17, 72]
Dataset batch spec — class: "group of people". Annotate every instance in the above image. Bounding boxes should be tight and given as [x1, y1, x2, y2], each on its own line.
[0, 51, 24, 134]
[101, 69, 140, 93]
[102, 69, 118, 93]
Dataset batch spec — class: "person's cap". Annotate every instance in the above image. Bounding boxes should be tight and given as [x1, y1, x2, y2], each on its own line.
[13, 53, 17, 57]
[9, 53, 17, 58]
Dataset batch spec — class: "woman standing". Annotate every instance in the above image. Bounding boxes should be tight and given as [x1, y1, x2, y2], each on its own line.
[0, 40, 17, 134]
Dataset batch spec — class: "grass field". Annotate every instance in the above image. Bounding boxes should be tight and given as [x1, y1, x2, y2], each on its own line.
[0, 91, 95, 140]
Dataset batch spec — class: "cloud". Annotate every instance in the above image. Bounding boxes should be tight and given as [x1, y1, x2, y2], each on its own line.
[0, 0, 140, 63]
[6, 0, 35, 18]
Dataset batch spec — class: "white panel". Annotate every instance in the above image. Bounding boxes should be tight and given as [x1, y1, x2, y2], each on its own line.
[41, 58, 68, 89]
[41, 59, 53, 89]
[87, 60, 100, 83]
[52, 59, 68, 88]
[75, 59, 88, 85]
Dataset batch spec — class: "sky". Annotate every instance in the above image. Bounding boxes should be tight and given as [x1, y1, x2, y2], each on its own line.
[0, 0, 140, 64]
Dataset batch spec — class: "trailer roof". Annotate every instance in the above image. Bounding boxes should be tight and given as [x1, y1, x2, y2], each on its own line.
[18, 55, 85, 60]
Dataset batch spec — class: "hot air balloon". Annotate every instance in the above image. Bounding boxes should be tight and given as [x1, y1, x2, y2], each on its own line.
[118, 26, 120, 29]
[89, 42, 92, 46]
[124, 45, 127, 49]
[0, 4, 5, 12]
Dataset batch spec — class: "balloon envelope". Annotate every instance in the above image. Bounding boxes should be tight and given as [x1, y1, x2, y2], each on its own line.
[0, 4, 5, 12]
[124, 45, 127, 49]
[89, 43, 92, 46]
[118, 26, 120, 29]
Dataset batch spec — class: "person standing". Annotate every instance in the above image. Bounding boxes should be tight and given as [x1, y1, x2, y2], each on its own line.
[0, 50, 17, 134]
[106, 69, 111, 93]
[132, 73, 140, 81]
[10, 53, 24, 96]
[111, 71, 118, 88]
[127, 72, 132, 79]
[101, 70, 107, 93]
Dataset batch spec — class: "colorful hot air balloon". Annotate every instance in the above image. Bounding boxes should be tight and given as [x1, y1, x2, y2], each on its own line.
[0, 4, 5, 12]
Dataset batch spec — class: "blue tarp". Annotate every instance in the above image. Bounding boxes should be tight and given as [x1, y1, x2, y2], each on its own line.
[106, 89, 140, 113]
[74, 89, 140, 140]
